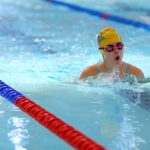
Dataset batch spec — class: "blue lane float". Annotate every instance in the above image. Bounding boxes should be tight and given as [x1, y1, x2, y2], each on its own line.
[44, 0, 150, 32]
[0, 80, 22, 103]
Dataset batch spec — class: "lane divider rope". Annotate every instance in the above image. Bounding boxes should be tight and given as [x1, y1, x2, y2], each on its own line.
[45, 0, 150, 31]
[0, 80, 106, 150]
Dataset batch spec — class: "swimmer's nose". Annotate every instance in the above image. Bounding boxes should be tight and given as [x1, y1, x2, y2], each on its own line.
[114, 46, 118, 53]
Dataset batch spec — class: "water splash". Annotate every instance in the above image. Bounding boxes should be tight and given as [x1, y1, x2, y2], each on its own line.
[8, 117, 29, 150]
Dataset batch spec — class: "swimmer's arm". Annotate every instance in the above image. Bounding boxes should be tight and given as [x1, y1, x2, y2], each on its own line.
[128, 64, 144, 78]
[80, 65, 97, 79]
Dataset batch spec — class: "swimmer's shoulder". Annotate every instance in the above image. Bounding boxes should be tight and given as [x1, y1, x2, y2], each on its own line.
[127, 63, 144, 78]
[80, 62, 105, 79]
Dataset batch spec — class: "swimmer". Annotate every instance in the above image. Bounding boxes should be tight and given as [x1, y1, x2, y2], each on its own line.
[80, 27, 144, 79]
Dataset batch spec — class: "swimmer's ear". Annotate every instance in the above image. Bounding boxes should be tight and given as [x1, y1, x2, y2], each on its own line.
[100, 50, 105, 60]
[100, 50, 104, 54]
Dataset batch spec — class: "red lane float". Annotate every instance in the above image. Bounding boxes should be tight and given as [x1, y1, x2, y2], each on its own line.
[14, 96, 106, 150]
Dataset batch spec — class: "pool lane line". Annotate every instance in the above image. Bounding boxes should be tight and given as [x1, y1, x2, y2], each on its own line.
[0, 80, 106, 150]
[45, 0, 150, 32]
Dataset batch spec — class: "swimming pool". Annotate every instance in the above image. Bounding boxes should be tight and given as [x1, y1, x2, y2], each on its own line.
[0, 0, 150, 149]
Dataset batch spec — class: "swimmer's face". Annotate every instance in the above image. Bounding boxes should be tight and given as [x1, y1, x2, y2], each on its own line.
[100, 42, 124, 64]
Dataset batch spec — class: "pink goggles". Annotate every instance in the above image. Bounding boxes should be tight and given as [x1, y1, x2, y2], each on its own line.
[99, 42, 124, 52]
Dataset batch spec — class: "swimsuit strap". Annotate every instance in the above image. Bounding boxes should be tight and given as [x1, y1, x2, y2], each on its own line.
[125, 63, 130, 75]
[96, 63, 101, 74]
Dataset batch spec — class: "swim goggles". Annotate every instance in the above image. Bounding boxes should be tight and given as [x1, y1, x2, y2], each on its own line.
[99, 42, 124, 52]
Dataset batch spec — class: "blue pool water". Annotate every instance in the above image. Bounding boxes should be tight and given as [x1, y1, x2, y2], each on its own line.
[0, 0, 150, 150]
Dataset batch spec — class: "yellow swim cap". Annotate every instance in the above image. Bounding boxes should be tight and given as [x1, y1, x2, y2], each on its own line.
[97, 27, 122, 47]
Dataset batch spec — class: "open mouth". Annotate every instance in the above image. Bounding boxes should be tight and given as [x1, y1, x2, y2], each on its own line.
[115, 56, 120, 61]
